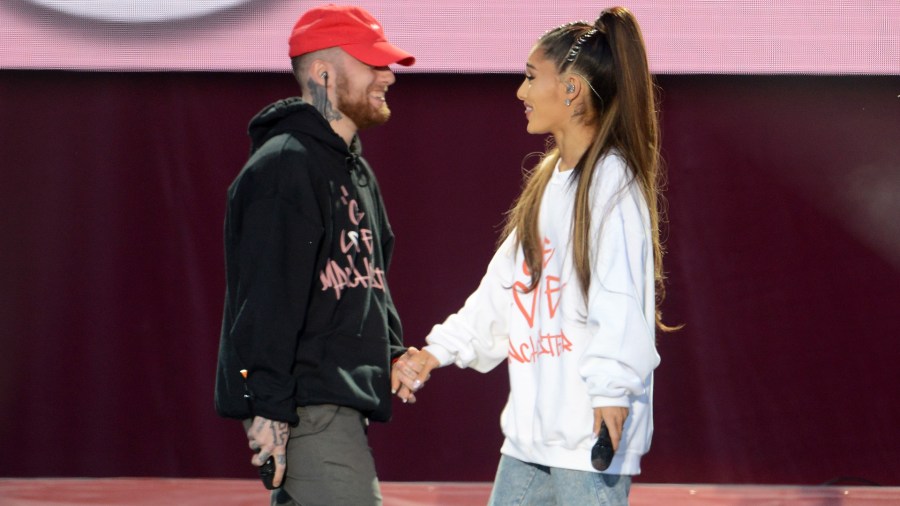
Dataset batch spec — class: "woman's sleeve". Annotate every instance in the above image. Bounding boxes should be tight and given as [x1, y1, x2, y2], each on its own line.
[579, 161, 661, 408]
[423, 234, 517, 373]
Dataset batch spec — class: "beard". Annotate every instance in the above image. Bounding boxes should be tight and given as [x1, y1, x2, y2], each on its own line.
[336, 75, 391, 130]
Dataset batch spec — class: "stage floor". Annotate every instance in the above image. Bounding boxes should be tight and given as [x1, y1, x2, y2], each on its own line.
[0, 478, 897, 505]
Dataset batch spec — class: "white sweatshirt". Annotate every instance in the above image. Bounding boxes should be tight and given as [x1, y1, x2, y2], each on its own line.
[424, 152, 660, 475]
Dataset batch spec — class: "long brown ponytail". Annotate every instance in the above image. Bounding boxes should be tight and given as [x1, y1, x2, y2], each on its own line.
[503, 7, 676, 330]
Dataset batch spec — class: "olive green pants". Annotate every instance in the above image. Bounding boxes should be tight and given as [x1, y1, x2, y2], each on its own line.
[271, 405, 382, 506]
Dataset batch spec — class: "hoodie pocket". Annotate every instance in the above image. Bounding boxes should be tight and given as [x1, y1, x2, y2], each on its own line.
[323, 333, 390, 397]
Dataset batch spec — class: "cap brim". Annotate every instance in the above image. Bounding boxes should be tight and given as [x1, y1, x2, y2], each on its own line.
[343, 41, 415, 67]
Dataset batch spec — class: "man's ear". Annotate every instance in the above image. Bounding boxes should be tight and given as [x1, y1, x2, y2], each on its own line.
[310, 60, 331, 87]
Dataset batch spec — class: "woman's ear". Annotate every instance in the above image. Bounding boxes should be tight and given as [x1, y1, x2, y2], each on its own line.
[563, 76, 581, 107]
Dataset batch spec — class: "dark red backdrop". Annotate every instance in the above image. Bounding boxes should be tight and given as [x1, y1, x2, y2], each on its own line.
[0, 71, 897, 485]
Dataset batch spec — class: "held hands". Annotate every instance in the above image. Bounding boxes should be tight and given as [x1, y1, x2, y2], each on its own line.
[246, 416, 290, 488]
[593, 406, 629, 451]
[391, 347, 440, 404]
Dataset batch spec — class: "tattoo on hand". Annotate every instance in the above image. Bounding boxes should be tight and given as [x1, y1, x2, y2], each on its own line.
[250, 418, 290, 449]
[308, 78, 342, 122]
[270, 420, 289, 446]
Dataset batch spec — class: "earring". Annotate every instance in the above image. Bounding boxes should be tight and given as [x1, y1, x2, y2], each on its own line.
[565, 98, 572, 106]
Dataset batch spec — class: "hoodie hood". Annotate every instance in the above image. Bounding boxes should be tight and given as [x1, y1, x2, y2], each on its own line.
[248, 97, 358, 156]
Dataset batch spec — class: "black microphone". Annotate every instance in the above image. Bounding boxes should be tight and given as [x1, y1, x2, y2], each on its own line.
[591, 421, 615, 471]
[257, 455, 276, 490]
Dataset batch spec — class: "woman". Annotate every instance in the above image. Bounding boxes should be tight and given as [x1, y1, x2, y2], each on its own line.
[393, 7, 672, 505]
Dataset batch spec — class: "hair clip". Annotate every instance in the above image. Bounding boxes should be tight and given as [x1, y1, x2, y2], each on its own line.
[565, 28, 598, 63]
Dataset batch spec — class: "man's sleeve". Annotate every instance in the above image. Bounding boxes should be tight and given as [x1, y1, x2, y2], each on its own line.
[230, 148, 323, 425]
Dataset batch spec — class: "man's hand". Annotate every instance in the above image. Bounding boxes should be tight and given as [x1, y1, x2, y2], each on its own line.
[593, 406, 629, 451]
[391, 347, 440, 403]
[246, 416, 290, 488]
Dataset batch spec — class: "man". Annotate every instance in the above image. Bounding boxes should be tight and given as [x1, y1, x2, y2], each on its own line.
[214, 5, 415, 505]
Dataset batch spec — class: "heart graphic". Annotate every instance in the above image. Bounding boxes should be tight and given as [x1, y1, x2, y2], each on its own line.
[512, 281, 537, 328]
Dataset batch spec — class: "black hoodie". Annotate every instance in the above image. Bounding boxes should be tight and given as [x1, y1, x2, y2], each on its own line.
[215, 98, 404, 425]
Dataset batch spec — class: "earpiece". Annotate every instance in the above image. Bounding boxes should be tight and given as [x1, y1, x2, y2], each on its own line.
[321, 71, 328, 80]
[566, 82, 575, 93]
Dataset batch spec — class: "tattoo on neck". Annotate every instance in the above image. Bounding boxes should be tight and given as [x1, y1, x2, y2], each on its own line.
[308, 78, 342, 122]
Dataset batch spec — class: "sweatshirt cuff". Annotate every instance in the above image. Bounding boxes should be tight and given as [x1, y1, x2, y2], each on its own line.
[251, 401, 299, 426]
[422, 343, 455, 367]
[246, 373, 299, 425]
[591, 395, 631, 409]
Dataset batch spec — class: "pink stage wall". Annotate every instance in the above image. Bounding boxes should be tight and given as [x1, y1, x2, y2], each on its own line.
[2, 0, 898, 74]
[0, 70, 897, 486]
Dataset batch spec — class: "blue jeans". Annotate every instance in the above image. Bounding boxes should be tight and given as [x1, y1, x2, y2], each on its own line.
[488, 455, 631, 506]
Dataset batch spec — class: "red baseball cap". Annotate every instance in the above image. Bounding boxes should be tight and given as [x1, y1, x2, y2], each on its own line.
[288, 4, 415, 67]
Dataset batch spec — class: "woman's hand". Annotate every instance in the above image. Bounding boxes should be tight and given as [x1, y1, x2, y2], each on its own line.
[391, 347, 440, 403]
[593, 406, 629, 451]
